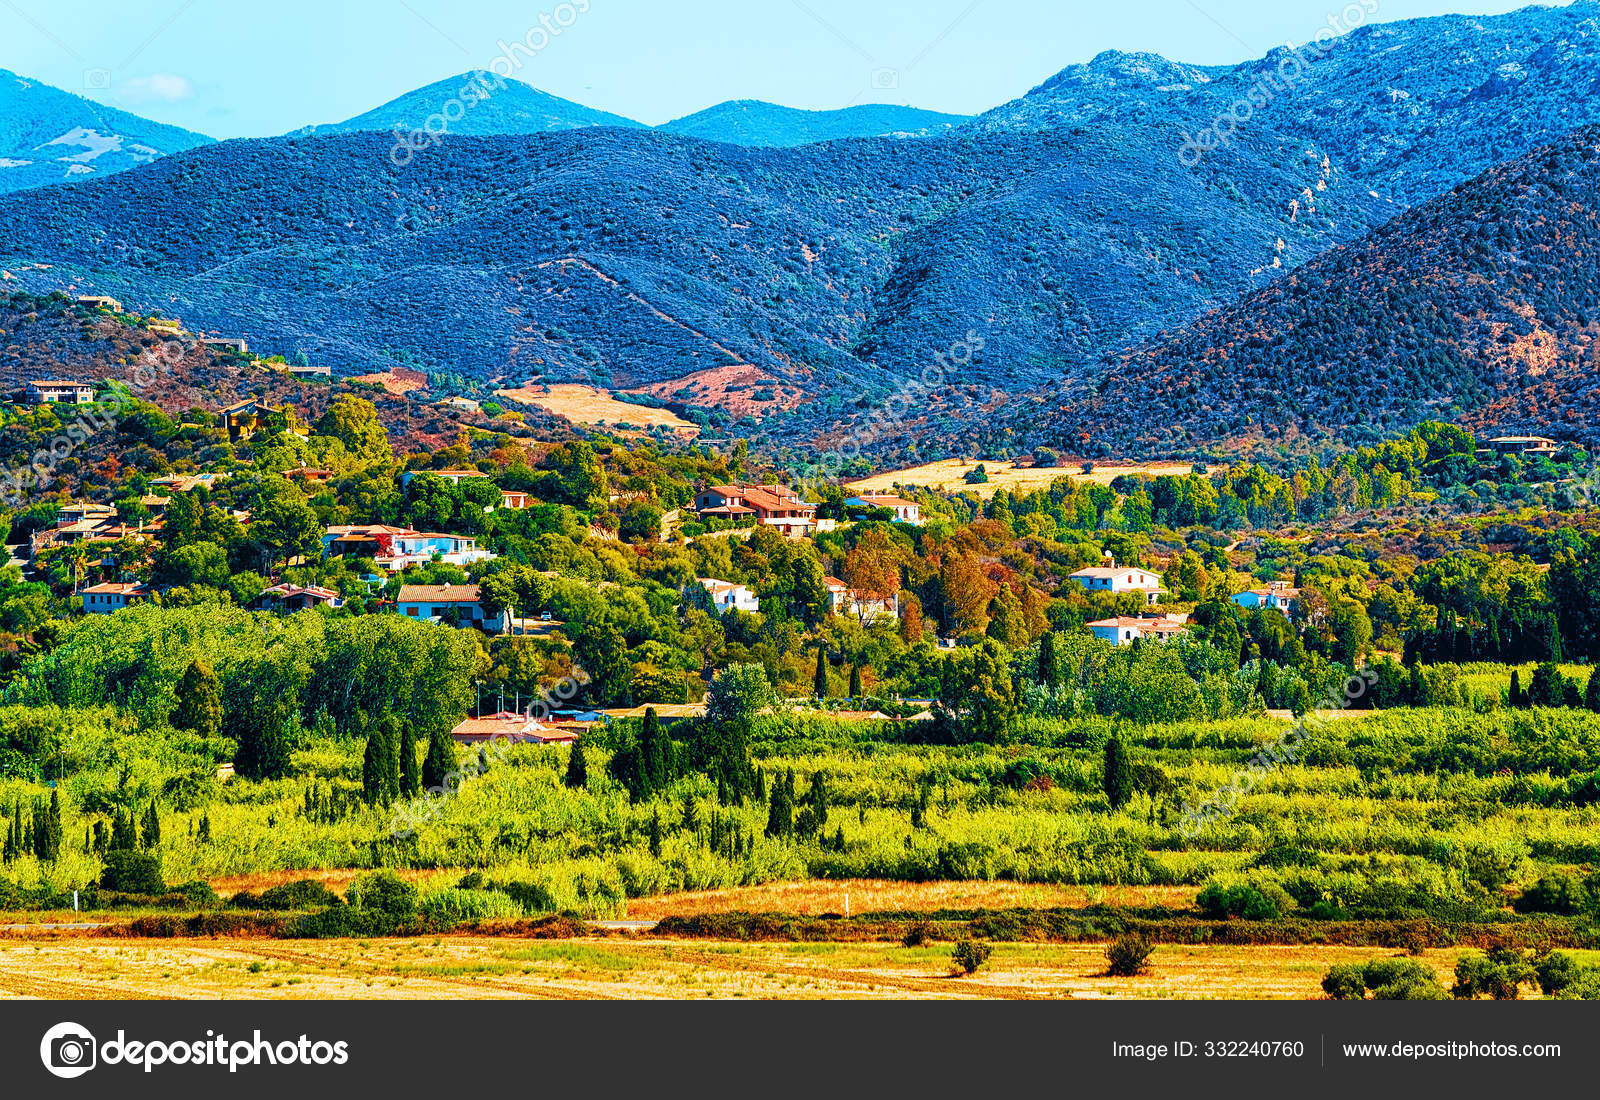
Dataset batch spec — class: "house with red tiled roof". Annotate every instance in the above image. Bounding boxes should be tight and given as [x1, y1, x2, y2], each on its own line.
[694, 484, 817, 538]
[81, 581, 152, 615]
[450, 712, 576, 745]
[1231, 582, 1299, 614]
[823, 576, 900, 622]
[1087, 614, 1189, 646]
[1068, 559, 1163, 606]
[255, 583, 344, 613]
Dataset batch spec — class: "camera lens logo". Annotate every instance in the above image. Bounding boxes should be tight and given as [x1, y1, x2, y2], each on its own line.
[40, 1022, 97, 1079]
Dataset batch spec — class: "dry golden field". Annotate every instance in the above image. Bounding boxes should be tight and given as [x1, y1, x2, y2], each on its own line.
[846, 460, 1202, 500]
[495, 384, 699, 435]
[0, 934, 1466, 1001]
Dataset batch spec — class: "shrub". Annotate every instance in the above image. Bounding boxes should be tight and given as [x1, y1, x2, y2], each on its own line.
[258, 879, 342, 911]
[173, 880, 220, 907]
[1534, 951, 1590, 996]
[345, 871, 417, 919]
[1322, 958, 1446, 1000]
[99, 851, 165, 895]
[1514, 872, 1592, 916]
[1105, 932, 1154, 977]
[1452, 948, 1537, 1000]
[1196, 882, 1287, 920]
[419, 888, 525, 923]
[902, 920, 934, 947]
[950, 938, 993, 975]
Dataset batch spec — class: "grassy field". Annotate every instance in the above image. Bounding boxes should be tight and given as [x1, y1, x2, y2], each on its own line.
[846, 460, 1201, 500]
[495, 384, 700, 435]
[0, 933, 1473, 1001]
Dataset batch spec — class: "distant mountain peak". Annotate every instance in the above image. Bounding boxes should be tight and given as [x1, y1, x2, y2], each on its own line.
[0, 69, 211, 193]
[658, 100, 969, 147]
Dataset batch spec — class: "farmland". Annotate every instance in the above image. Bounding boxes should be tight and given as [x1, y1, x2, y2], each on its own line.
[845, 459, 1200, 500]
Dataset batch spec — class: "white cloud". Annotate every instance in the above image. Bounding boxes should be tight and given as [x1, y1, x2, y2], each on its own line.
[116, 74, 194, 105]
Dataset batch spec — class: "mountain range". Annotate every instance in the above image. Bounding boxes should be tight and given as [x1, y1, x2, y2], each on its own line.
[7, 3, 1600, 457]
[0, 69, 211, 193]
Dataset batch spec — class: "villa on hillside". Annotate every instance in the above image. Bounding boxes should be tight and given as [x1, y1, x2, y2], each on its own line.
[1068, 559, 1164, 606]
[401, 469, 491, 488]
[695, 578, 760, 615]
[1232, 582, 1299, 614]
[1481, 435, 1562, 459]
[694, 484, 818, 538]
[81, 581, 153, 614]
[76, 295, 123, 313]
[1087, 614, 1189, 646]
[824, 576, 901, 621]
[322, 524, 492, 572]
[844, 493, 922, 525]
[396, 583, 505, 632]
[24, 380, 95, 405]
[450, 712, 576, 745]
[255, 583, 344, 613]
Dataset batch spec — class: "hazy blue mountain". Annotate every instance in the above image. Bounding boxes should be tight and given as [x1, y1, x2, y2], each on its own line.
[969, 1, 1600, 205]
[0, 70, 212, 194]
[658, 101, 967, 146]
[297, 71, 645, 137]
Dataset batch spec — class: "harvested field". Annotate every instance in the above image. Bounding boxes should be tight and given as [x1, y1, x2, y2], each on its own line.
[495, 384, 699, 435]
[846, 459, 1201, 500]
[0, 935, 1466, 1000]
[625, 880, 1199, 919]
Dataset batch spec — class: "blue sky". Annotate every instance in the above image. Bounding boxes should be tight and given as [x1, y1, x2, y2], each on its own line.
[0, 0, 1579, 136]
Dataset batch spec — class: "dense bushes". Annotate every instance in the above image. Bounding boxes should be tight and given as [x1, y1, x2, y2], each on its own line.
[1323, 959, 1447, 1000]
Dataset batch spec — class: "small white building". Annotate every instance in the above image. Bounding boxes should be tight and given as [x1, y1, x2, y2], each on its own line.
[1087, 614, 1189, 646]
[696, 578, 760, 615]
[823, 576, 900, 621]
[1068, 560, 1163, 606]
[396, 583, 505, 632]
[845, 494, 923, 525]
[81, 581, 152, 614]
[1232, 583, 1299, 614]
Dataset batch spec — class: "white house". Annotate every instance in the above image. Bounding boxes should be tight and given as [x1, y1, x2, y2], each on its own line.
[696, 578, 760, 615]
[1232, 583, 1299, 614]
[396, 583, 505, 632]
[1087, 614, 1189, 646]
[81, 581, 152, 614]
[1068, 560, 1163, 606]
[844, 494, 923, 525]
[823, 576, 900, 621]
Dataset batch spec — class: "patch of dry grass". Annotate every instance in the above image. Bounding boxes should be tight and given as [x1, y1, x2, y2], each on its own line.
[496, 384, 699, 435]
[846, 460, 1202, 500]
[624, 880, 1200, 919]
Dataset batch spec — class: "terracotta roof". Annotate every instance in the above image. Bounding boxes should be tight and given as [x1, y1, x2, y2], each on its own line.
[397, 584, 482, 604]
[1071, 566, 1161, 582]
[82, 582, 150, 596]
[849, 493, 918, 509]
[1087, 616, 1188, 633]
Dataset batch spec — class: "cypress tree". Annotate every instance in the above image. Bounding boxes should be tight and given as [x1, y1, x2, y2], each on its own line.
[648, 809, 662, 858]
[1039, 631, 1059, 688]
[565, 738, 589, 789]
[1509, 670, 1525, 708]
[754, 767, 767, 801]
[236, 707, 292, 781]
[140, 799, 159, 850]
[398, 722, 420, 797]
[33, 796, 60, 862]
[682, 792, 699, 833]
[765, 775, 793, 838]
[362, 722, 392, 805]
[849, 665, 863, 699]
[423, 724, 455, 790]
[640, 707, 667, 788]
[196, 815, 211, 844]
[813, 649, 828, 699]
[1586, 667, 1600, 713]
[1103, 737, 1134, 810]
[110, 808, 137, 851]
[170, 659, 222, 737]
[1547, 618, 1565, 663]
[379, 716, 403, 799]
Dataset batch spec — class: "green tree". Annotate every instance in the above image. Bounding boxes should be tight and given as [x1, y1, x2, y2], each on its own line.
[1586, 667, 1600, 713]
[314, 395, 393, 466]
[1038, 631, 1060, 689]
[1529, 663, 1567, 708]
[1103, 737, 1134, 810]
[848, 665, 864, 699]
[170, 659, 222, 737]
[140, 799, 160, 850]
[765, 769, 794, 838]
[398, 721, 420, 797]
[813, 648, 829, 699]
[362, 720, 395, 805]
[422, 724, 456, 790]
[565, 738, 589, 789]
[640, 707, 668, 789]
